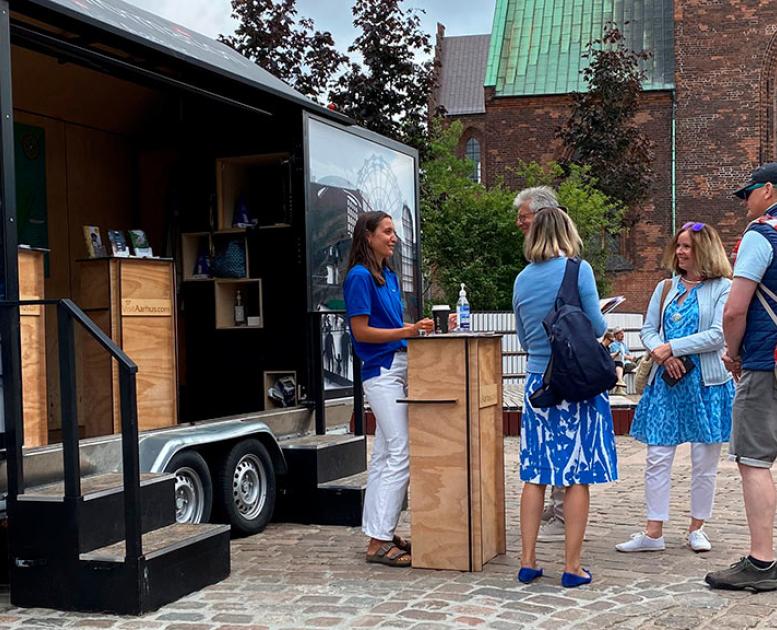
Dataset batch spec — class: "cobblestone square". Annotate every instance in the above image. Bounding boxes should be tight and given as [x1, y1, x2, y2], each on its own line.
[0, 436, 775, 629]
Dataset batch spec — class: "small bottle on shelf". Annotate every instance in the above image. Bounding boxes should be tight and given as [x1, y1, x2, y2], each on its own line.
[234, 289, 246, 326]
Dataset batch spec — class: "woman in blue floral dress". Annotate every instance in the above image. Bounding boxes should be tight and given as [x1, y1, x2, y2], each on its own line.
[616, 222, 734, 554]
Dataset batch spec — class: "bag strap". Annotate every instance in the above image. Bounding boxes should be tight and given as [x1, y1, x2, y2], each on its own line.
[557, 257, 582, 308]
[657, 279, 672, 338]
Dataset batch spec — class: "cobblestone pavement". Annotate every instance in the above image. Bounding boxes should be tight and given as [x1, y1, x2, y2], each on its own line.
[1, 436, 777, 629]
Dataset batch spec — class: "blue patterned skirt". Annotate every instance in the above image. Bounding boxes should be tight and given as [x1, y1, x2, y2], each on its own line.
[630, 356, 734, 446]
[521, 373, 619, 486]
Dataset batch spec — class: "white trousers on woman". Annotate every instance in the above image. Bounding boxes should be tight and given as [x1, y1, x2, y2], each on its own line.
[361, 352, 409, 541]
[645, 443, 722, 522]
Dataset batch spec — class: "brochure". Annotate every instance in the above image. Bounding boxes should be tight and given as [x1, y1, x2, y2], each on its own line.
[600, 295, 626, 315]
[83, 225, 107, 258]
[107, 229, 130, 257]
[128, 229, 153, 258]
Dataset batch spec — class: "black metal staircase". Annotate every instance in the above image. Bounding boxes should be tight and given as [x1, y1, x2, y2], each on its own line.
[1, 299, 230, 614]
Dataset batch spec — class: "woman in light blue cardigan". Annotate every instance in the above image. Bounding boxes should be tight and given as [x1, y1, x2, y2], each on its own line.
[616, 222, 734, 554]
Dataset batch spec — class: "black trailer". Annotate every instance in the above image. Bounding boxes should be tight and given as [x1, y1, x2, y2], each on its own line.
[0, 0, 421, 614]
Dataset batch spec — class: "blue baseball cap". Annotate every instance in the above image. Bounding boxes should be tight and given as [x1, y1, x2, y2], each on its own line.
[733, 163, 777, 199]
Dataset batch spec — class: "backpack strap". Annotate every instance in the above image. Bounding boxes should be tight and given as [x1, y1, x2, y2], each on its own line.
[556, 257, 582, 308]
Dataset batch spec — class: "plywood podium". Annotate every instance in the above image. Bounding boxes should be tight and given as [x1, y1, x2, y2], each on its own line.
[406, 333, 506, 571]
[78, 258, 178, 436]
[18, 247, 48, 447]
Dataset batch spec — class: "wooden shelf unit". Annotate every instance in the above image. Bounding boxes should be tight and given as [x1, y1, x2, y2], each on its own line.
[263, 370, 297, 409]
[214, 278, 263, 329]
[216, 152, 290, 230]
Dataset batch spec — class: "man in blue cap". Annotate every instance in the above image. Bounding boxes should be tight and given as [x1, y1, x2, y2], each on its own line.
[706, 163, 777, 591]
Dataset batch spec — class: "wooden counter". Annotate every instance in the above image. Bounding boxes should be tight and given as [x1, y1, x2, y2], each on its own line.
[18, 247, 48, 447]
[406, 333, 506, 571]
[79, 257, 177, 435]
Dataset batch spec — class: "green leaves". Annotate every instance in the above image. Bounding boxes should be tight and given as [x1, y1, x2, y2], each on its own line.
[421, 123, 623, 309]
[558, 23, 655, 219]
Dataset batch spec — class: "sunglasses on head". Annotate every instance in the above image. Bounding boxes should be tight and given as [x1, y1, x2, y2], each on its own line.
[743, 183, 767, 200]
[682, 222, 705, 232]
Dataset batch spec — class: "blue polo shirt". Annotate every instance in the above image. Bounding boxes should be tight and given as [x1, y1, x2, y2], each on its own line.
[344, 264, 406, 381]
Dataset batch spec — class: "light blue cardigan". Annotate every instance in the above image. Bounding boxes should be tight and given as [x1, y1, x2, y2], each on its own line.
[640, 275, 732, 387]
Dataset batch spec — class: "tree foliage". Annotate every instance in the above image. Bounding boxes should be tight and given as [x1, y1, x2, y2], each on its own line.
[558, 24, 654, 222]
[422, 122, 623, 310]
[511, 161, 624, 294]
[421, 121, 518, 311]
[220, 0, 348, 102]
[329, 0, 437, 152]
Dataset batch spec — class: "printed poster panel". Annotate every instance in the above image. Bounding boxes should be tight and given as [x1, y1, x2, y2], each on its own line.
[306, 117, 419, 390]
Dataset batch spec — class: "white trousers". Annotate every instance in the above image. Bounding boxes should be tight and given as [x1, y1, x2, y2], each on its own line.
[362, 352, 409, 541]
[645, 443, 722, 522]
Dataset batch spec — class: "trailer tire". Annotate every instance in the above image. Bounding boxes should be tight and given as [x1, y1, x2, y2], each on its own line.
[166, 450, 213, 524]
[216, 439, 276, 536]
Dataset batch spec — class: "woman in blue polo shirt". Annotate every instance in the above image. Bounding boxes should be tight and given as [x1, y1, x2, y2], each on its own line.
[344, 211, 433, 567]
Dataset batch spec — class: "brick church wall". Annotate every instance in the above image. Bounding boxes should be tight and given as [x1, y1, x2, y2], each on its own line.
[673, 0, 777, 251]
[479, 89, 673, 312]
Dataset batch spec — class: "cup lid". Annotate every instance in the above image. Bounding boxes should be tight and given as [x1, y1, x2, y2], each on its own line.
[431, 304, 450, 311]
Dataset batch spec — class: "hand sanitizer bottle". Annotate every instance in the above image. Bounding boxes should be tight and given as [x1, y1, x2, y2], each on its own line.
[457, 283, 470, 331]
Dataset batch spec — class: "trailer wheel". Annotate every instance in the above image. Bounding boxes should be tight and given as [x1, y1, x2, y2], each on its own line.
[216, 439, 276, 536]
[166, 450, 213, 524]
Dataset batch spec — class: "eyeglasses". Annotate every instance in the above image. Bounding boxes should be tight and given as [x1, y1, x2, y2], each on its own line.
[743, 183, 766, 200]
[682, 222, 705, 232]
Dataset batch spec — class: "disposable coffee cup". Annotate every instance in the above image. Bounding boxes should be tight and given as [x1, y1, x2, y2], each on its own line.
[432, 305, 450, 334]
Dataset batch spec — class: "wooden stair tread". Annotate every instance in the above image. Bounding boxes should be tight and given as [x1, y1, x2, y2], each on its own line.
[281, 433, 364, 449]
[318, 470, 368, 489]
[80, 522, 230, 562]
[21, 472, 172, 500]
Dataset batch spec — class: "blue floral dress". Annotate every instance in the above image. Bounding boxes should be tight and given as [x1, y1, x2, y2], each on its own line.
[630, 283, 734, 446]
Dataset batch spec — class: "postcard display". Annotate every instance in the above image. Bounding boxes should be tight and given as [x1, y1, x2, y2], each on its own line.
[78, 257, 177, 434]
[406, 333, 506, 571]
[18, 247, 48, 447]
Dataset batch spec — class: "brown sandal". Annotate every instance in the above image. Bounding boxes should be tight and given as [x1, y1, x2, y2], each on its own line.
[366, 542, 411, 567]
[393, 534, 412, 553]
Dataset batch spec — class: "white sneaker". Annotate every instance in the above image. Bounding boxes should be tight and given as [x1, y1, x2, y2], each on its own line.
[687, 528, 712, 552]
[615, 531, 666, 552]
[537, 516, 566, 542]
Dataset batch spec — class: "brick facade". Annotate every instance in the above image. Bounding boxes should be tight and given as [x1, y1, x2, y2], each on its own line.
[443, 3, 777, 313]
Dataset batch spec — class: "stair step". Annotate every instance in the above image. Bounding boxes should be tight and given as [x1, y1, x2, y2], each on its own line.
[318, 470, 369, 490]
[11, 522, 231, 614]
[280, 433, 366, 487]
[81, 522, 230, 562]
[20, 472, 171, 501]
[13, 472, 176, 554]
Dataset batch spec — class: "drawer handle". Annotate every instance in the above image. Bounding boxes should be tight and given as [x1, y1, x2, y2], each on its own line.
[397, 398, 458, 405]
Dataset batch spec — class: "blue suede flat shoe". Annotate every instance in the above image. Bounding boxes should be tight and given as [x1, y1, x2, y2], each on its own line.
[561, 568, 592, 588]
[517, 566, 543, 584]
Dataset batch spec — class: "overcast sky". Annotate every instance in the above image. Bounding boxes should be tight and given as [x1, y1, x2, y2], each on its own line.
[122, 0, 496, 45]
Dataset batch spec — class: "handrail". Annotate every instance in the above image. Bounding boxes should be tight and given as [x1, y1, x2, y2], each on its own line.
[1, 299, 137, 371]
[0, 298, 143, 562]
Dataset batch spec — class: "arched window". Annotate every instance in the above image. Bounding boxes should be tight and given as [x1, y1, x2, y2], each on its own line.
[465, 137, 481, 183]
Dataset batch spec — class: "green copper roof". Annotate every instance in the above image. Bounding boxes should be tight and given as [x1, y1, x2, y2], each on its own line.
[485, 0, 674, 96]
